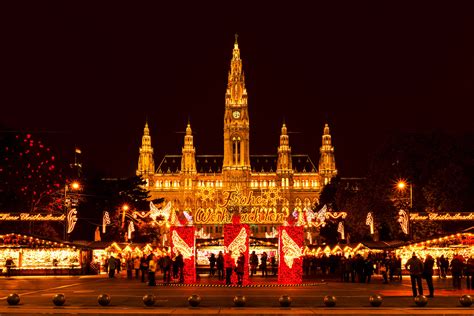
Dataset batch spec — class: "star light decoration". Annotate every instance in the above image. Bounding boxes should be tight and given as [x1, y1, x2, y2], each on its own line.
[262, 187, 281, 206]
[281, 229, 303, 268]
[196, 186, 216, 203]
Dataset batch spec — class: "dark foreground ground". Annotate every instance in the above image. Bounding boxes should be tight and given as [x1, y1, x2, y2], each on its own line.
[0, 272, 473, 315]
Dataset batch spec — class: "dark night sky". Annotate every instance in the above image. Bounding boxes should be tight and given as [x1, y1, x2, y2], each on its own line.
[2, 2, 473, 178]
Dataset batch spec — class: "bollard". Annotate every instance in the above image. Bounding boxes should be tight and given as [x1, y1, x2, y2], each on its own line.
[369, 294, 383, 307]
[460, 295, 473, 307]
[143, 294, 155, 307]
[188, 294, 201, 307]
[279, 295, 292, 307]
[414, 295, 428, 307]
[323, 295, 336, 307]
[233, 295, 246, 307]
[52, 293, 66, 306]
[97, 294, 111, 306]
[6, 293, 20, 306]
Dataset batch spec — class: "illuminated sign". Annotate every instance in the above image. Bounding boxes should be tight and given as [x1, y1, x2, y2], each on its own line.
[0, 213, 66, 221]
[194, 207, 289, 224]
[411, 212, 474, 221]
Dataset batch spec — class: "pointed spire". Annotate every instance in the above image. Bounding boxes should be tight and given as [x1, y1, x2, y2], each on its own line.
[281, 123, 287, 135]
[277, 123, 292, 174]
[182, 122, 196, 174]
[137, 121, 155, 176]
[319, 123, 337, 183]
[186, 122, 192, 135]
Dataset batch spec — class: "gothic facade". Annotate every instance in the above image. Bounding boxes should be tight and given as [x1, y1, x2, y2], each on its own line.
[136, 37, 337, 238]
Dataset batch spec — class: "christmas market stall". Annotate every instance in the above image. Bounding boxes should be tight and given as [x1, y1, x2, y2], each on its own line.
[396, 232, 474, 267]
[0, 233, 90, 276]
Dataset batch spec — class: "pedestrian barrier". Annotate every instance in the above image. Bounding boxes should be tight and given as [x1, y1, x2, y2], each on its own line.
[323, 295, 336, 307]
[52, 293, 65, 306]
[6, 293, 20, 306]
[414, 295, 428, 307]
[459, 295, 473, 307]
[143, 294, 155, 307]
[97, 294, 111, 306]
[188, 294, 201, 307]
[369, 294, 383, 307]
[279, 295, 292, 307]
[233, 295, 246, 307]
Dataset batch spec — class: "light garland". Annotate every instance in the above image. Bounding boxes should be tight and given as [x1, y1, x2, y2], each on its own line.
[398, 209, 409, 235]
[127, 221, 135, 240]
[171, 230, 194, 259]
[66, 208, 78, 234]
[102, 211, 110, 234]
[366, 212, 374, 235]
[337, 221, 345, 239]
[281, 229, 302, 268]
[278, 226, 303, 284]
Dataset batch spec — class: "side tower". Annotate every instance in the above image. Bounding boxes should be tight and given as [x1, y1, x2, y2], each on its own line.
[318, 123, 337, 184]
[277, 123, 293, 188]
[222, 35, 251, 189]
[136, 121, 155, 176]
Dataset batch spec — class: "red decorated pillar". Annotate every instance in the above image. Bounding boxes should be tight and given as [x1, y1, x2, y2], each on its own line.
[170, 226, 196, 283]
[224, 223, 250, 285]
[278, 226, 303, 284]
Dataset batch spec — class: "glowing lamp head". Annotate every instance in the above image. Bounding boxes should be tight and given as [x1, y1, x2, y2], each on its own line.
[397, 181, 406, 190]
[122, 204, 129, 211]
[71, 182, 80, 190]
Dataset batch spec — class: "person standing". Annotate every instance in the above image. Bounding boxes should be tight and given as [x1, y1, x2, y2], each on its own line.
[209, 253, 216, 277]
[450, 254, 464, 290]
[148, 255, 157, 286]
[225, 251, 235, 285]
[405, 253, 424, 297]
[236, 252, 245, 285]
[140, 255, 148, 282]
[261, 252, 268, 277]
[217, 251, 225, 280]
[465, 256, 474, 290]
[108, 255, 116, 278]
[364, 255, 374, 284]
[133, 256, 141, 279]
[270, 255, 277, 275]
[5, 257, 14, 277]
[440, 255, 449, 278]
[162, 253, 172, 283]
[175, 252, 184, 283]
[249, 251, 258, 277]
[423, 254, 435, 297]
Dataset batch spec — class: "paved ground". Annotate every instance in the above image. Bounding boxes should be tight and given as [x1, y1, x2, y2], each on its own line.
[0, 272, 473, 315]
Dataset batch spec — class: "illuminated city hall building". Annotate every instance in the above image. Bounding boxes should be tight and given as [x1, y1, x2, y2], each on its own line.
[136, 37, 337, 240]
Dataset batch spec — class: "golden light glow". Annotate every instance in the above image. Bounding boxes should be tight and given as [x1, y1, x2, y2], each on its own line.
[122, 204, 129, 211]
[397, 180, 407, 190]
[71, 181, 80, 190]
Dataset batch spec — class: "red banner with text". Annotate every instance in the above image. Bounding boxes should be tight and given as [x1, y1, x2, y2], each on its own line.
[224, 224, 250, 285]
[278, 226, 303, 284]
[170, 226, 196, 284]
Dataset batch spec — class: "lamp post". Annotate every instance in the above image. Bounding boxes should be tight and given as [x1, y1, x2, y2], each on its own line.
[397, 180, 413, 240]
[64, 181, 80, 240]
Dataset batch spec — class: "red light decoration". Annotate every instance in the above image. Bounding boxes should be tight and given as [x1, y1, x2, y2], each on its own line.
[278, 226, 303, 284]
[224, 223, 250, 285]
[170, 226, 196, 284]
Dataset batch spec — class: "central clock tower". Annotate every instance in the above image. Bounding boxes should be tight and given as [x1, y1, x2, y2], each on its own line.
[223, 35, 251, 189]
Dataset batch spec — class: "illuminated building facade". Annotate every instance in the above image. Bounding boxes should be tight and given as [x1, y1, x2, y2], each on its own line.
[136, 37, 337, 238]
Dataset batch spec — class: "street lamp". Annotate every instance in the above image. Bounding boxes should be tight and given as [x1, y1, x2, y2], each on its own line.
[121, 204, 129, 228]
[396, 179, 413, 240]
[64, 181, 80, 240]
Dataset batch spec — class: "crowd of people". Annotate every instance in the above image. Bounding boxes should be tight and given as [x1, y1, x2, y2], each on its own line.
[98, 250, 474, 292]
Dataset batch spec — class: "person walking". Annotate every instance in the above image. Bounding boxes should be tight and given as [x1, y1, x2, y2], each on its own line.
[236, 252, 245, 285]
[148, 255, 157, 286]
[217, 251, 224, 281]
[405, 253, 424, 297]
[225, 251, 235, 285]
[423, 254, 435, 297]
[249, 251, 258, 277]
[450, 254, 464, 290]
[209, 253, 216, 277]
[261, 252, 268, 277]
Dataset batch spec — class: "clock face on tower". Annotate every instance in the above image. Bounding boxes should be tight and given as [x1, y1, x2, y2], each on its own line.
[232, 111, 241, 119]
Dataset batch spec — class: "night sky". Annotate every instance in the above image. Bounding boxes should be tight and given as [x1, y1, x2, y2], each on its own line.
[2, 2, 473, 178]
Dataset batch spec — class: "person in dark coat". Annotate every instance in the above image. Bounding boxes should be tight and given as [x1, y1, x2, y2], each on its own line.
[209, 253, 216, 277]
[423, 254, 435, 297]
[162, 254, 172, 283]
[405, 253, 424, 297]
[225, 251, 235, 285]
[450, 255, 464, 290]
[236, 252, 245, 285]
[364, 256, 375, 283]
[217, 251, 224, 280]
[175, 252, 184, 283]
[260, 252, 268, 277]
[466, 256, 474, 290]
[108, 255, 116, 278]
[249, 251, 258, 277]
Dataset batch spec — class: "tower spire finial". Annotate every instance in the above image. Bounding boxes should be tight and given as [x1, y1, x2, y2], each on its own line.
[235, 33, 239, 45]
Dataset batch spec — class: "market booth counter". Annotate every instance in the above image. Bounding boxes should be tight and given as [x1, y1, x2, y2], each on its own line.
[0, 233, 89, 276]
